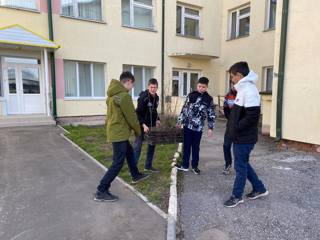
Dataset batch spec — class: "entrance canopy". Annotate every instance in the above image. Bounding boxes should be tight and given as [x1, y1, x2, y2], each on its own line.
[0, 24, 59, 49]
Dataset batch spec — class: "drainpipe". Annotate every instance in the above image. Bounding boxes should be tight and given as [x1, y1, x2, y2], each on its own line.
[276, 0, 290, 140]
[160, 0, 165, 114]
[47, 0, 57, 118]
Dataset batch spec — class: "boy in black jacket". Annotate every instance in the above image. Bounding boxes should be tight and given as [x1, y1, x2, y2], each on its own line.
[175, 77, 215, 175]
[224, 62, 268, 208]
[222, 85, 237, 175]
[134, 78, 160, 172]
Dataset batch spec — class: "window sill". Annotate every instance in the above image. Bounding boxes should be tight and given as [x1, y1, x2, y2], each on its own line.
[176, 34, 203, 40]
[263, 27, 275, 33]
[122, 25, 157, 33]
[0, 5, 40, 13]
[60, 15, 106, 24]
[226, 35, 250, 41]
[64, 97, 106, 101]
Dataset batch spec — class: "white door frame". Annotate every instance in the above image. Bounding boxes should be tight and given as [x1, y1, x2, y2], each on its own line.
[2, 57, 46, 115]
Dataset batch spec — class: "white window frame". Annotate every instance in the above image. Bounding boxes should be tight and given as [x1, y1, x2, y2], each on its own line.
[229, 5, 250, 39]
[0, 0, 39, 11]
[123, 0, 154, 29]
[177, 5, 201, 37]
[263, 66, 274, 92]
[64, 61, 106, 100]
[124, 65, 153, 99]
[60, 0, 104, 22]
[172, 70, 201, 97]
[266, 0, 276, 30]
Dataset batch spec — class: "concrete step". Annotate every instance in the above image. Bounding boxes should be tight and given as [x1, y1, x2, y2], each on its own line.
[0, 115, 56, 128]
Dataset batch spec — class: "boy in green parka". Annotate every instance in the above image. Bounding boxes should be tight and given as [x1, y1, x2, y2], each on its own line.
[94, 72, 149, 202]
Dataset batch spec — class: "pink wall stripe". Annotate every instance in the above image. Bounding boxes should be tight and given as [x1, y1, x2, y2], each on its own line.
[55, 58, 64, 99]
[52, 0, 61, 15]
[40, 0, 48, 13]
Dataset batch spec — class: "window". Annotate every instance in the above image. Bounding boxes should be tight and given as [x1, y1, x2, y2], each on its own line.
[266, 0, 277, 29]
[122, 0, 154, 29]
[0, 0, 38, 10]
[263, 66, 274, 92]
[229, 6, 250, 39]
[61, 0, 102, 21]
[123, 65, 153, 98]
[64, 60, 105, 98]
[172, 70, 200, 97]
[176, 5, 200, 37]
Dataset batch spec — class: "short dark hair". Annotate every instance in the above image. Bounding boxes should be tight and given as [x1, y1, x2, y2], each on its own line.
[120, 71, 135, 83]
[198, 77, 209, 85]
[148, 78, 158, 86]
[229, 61, 250, 77]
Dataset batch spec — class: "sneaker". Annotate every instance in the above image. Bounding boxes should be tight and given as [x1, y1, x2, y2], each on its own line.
[222, 165, 232, 175]
[93, 191, 119, 202]
[132, 173, 149, 184]
[223, 196, 244, 208]
[192, 168, 201, 175]
[175, 164, 189, 172]
[246, 190, 269, 200]
[144, 167, 160, 173]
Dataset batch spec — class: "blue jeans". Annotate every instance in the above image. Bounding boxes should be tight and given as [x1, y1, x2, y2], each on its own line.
[223, 134, 233, 167]
[232, 143, 266, 198]
[134, 134, 156, 169]
[182, 127, 203, 169]
[97, 141, 139, 193]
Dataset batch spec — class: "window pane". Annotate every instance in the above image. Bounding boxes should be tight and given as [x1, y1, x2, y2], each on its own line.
[22, 68, 40, 94]
[185, 8, 199, 16]
[135, 0, 152, 6]
[185, 17, 199, 37]
[231, 11, 237, 39]
[190, 73, 198, 92]
[79, 63, 92, 97]
[93, 64, 105, 97]
[239, 16, 250, 36]
[8, 68, 16, 94]
[240, 7, 250, 16]
[133, 66, 143, 97]
[266, 68, 273, 92]
[122, 0, 131, 25]
[176, 6, 182, 34]
[2, 0, 37, 9]
[134, 6, 153, 29]
[64, 61, 77, 97]
[183, 72, 188, 96]
[173, 71, 179, 77]
[123, 65, 132, 73]
[78, 0, 102, 21]
[61, 0, 74, 17]
[4, 57, 38, 65]
[172, 80, 179, 97]
[144, 67, 153, 89]
[269, 0, 277, 28]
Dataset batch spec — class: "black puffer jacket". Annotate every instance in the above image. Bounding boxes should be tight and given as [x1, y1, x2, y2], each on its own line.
[136, 90, 160, 127]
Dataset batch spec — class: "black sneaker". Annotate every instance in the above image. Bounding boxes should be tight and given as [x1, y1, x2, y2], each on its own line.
[222, 165, 232, 175]
[192, 168, 201, 175]
[93, 191, 119, 202]
[246, 190, 269, 200]
[175, 164, 189, 172]
[144, 167, 160, 173]
[132, 173, 149, 184]
[223, 196, 244, 208]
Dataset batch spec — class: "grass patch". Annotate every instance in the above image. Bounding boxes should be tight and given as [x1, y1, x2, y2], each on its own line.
[63, 125, 177, 212]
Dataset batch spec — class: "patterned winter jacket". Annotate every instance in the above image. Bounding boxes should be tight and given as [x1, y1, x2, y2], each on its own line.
[177, 91, 216, 132]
